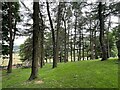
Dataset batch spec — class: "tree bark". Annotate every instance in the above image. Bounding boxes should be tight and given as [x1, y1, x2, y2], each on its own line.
[94, 30, 98, 59]
[46, 2, 57, 68]
[63, 18, 67, 62]
[82, 29, 84, 60]
[70, 42, 73, 62]
[98, 2, 108, 61]
[60, 51, 62, 62]
[7, 2, 13, 73]
[78, 29, 81, 61]
[29, 2, 39, 80]
[90, 19, 94, 60]
[70, 29, 73, 62]
[38, 35, 41, 67]
[55, 3, 61, 63]
[39, 9, 44, 68]
[116, 40, 120, 61]
[106, 15, 111, 58]
[73, 15, 77, 62]
[67, 25, 70, 62]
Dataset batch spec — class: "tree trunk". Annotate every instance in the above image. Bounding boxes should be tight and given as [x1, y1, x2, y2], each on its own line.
[94, 30, 98, 59]
[39, 9, 44, 68]
[106, 15, 111, 58]
[98, 2, 107, 61]
[7, 2, 13, 73]
[38, 36, 41, 67]
[29, 2, 39, 80]
[90, 19, 94, 60]
[46, 2, 57, 68]
[63, 18, 67, 62]
[59, 44, 63, 63]
[73, 15, 77, 62]
[87, 50, 89, 60]
[56, 3, 61, 63]
[70, 42, 73, 62]
[67, 25, 70, 62]
[116, 40, 120, 61]
[70, 29, 73, 62]
[40, 34, 44, 68]
[82, 30, 84, 60]
[78, 30, 81, 61]
[60, 51, 62, 62]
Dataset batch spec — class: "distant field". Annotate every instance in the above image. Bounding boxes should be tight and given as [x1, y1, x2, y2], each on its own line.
[0, 53, 22, 66]
[2, 58, 118, 88]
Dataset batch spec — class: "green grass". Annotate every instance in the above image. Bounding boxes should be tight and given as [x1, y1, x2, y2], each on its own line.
[2, 59, 118, 88]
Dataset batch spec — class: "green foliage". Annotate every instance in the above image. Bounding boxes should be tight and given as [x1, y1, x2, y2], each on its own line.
[19, 37, 32, 62]
[44, 31, 53, 59]
[19, 33, 53, 62]
[2, 2, 10, 56]
[2, 2, 21, 56]
[112, 25, 120, 40]
[2, 59, 118, 88]
[2, 45, 9, 55]
[107, 31, 117, 57]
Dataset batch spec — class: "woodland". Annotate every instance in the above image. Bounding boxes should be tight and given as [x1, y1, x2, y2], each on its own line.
[1, 0, 120, 89]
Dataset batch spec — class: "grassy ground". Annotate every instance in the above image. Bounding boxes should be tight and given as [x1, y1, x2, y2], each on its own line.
[2, 59, 118, 88]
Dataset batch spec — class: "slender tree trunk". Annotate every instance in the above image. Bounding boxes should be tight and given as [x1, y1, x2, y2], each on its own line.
[29, 2, 39, 80]
[63, 18, 67, 62]
[7, 2, 13, 73]
[90, 20, 94, 60]
[98, 2, 107, 61]
[94, 30, 98, 59]
[70, 42, 73, 62]
[84, 40, 88, 60]
[61, 45, 64, 62]
[106, 15, 111, 58]
[62, 5, 68, 63]
[78, 30, 81, 61]
[82, 30, 84, 60]
[56, 3, 61, 63]
[70, 29, 73, 62]
[73, 15, 77, 62]
[46, 2, 57, 68]
[60, 51, 62, 62]
[116, 40, 120, 61]
[40, 35, 44, 68]
[39, 9, 44, 68]
[67, 26, 70, 62]
[117, 15, 120, 61]
[87, 50, 89, 60]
